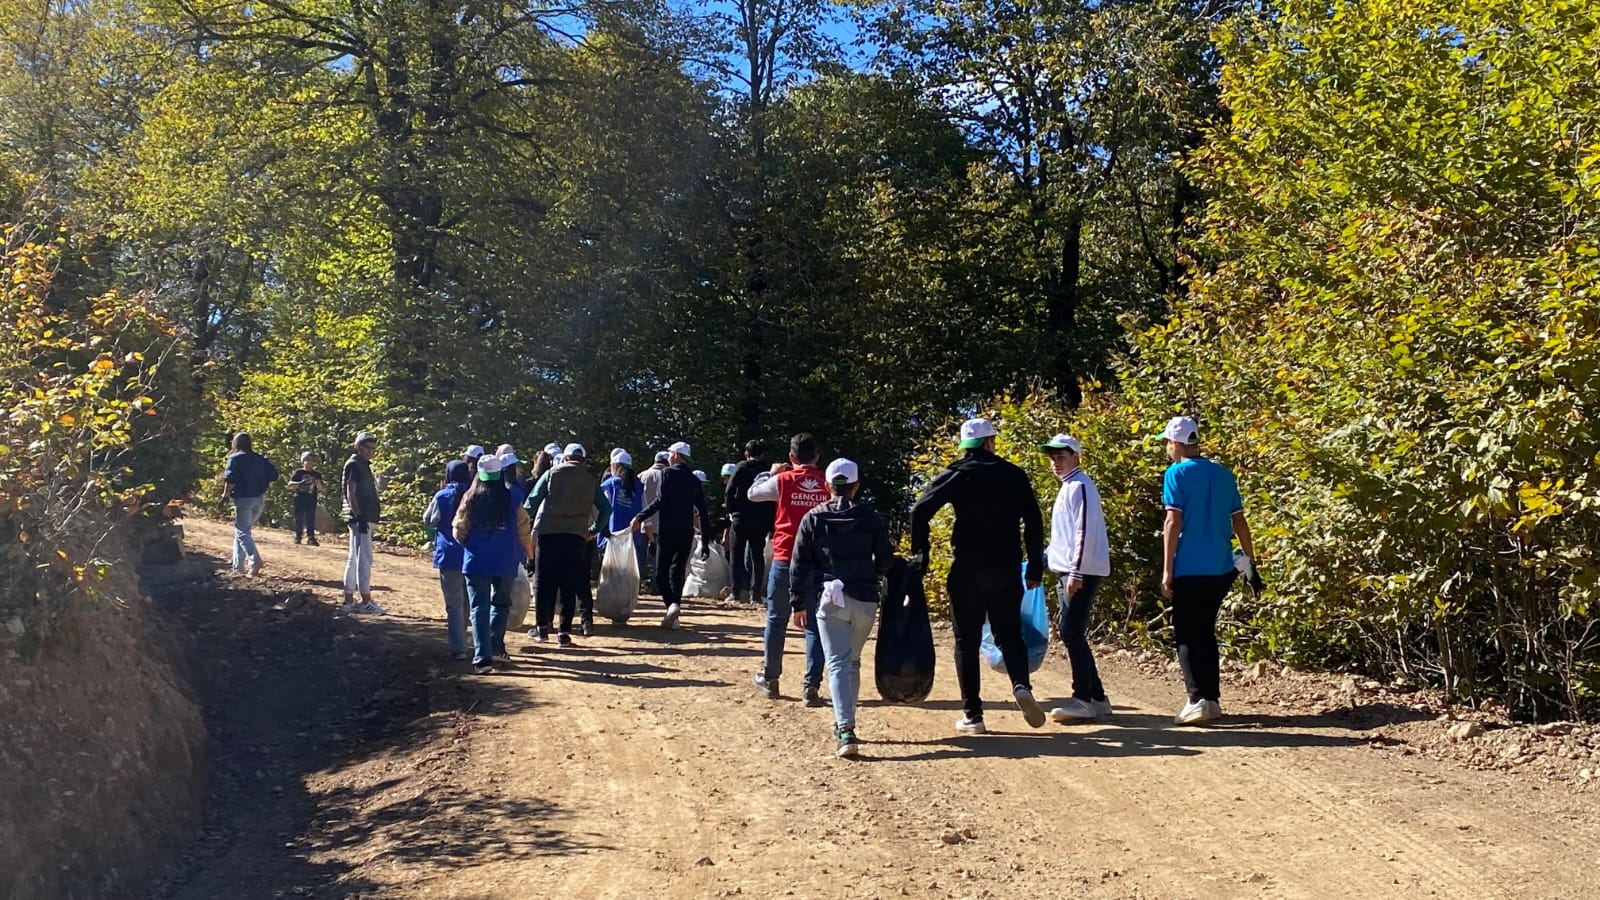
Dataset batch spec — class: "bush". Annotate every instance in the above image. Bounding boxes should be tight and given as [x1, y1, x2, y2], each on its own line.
[0, 219, 196, 653]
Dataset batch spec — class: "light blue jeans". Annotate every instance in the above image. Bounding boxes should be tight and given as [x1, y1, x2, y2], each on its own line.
[439, 570, 469, 656]
[232, 495, 265, 571]
[762, 561, 823, 690]
[815, 596, 878, 730]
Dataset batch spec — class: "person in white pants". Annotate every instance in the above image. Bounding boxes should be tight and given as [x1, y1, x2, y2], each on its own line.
[341, 432, 386, 614]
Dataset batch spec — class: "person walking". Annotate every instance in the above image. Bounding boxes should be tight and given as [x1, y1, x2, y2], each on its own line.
[220, 431, 278, 576]
[639, 450, 670, 586]
[1037, 434, 1113, 723]
[525, 444, 610, 645]
[725, 440, 775, 606]
[452, 453, 532, 674]
[1159, 416, 1262, 725]
[426, 460, 473, 660]
[288, 451, 323, 546]
[630, 442, 709, 629]
[747, 433, 831, 705]
[340, 432, 386, 615]
[601, 449, 648, 582]
[790, 459, 894, 758]
[909, 418, 1047, 733]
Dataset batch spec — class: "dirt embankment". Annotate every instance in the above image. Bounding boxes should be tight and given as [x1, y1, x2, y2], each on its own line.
[0, 551, 207, 900]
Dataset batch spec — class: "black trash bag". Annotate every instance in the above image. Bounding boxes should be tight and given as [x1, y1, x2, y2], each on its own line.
[875, 558, 936, 704]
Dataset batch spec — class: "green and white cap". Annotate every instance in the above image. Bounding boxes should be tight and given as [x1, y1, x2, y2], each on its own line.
[1038, 433, 1082, 454]
[958, 418, 998, 450]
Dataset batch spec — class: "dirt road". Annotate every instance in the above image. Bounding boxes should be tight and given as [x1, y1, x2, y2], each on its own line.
[148, 519, 1599, 900]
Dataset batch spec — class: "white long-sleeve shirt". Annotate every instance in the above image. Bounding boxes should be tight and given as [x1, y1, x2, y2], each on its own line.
[1046, 467, 1110, 577]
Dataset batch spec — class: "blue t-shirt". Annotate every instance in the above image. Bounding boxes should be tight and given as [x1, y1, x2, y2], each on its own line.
[599, 475, 644, 548]
[1162, 457, 1243, 578]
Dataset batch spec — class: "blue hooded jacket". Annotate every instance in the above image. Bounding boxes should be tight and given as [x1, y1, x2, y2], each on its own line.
[599, 472, 644, 548]
[431, 461, 471, 571]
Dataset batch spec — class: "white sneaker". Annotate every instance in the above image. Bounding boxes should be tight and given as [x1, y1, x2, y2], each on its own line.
[1091, 698, 1114, 718]
[1204, 700, 1223, 720]
[1013, 687, 1046, 728]
[1174, 699, 1218, 725]
[1048, 698, 1098, 723]
[358, 601, 389, 616]
[661, 603, 681, 629]
[954, 717, 987, 735]
[340, 599, 361, 613]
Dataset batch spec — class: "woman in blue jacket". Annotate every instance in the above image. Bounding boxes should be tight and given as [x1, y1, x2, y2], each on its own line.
[451, 454, 532, 674]
[601, 450, 648, 576]
[425, 460, 473, 660]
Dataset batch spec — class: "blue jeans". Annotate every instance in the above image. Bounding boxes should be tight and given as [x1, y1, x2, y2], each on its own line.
[232, 495, 265, 570]
[467, 574, 512, 665]
[1056, 574, 1106, 702]
[816, 596, 878, 730]
[440, 570, 469, 656]
[761, 561, 823, 690]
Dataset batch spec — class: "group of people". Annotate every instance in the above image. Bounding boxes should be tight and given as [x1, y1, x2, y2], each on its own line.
[218, 430, 385, 614]
[221, 413, 1263, 758]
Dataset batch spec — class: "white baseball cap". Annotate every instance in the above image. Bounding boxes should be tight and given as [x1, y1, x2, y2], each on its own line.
[300, 450, 315, 462]
[693, 469, 708, 482]
[543, 442, 562, 457]
[654, 451, 670, 464]
[669, 441, 692, 458]
[1038, 433, 1082, 454]
[959, 418, 998, 449]
[477, 454, 506, 479]
[611, 449, 633, 467]
[496, 443, 516, 458]
[564, 443, 586, 459]
[1163, 416, 1200, 445]
[720, 463, 736, 477]
[464, 444, 486, 460]
[825, 458, 860, 485]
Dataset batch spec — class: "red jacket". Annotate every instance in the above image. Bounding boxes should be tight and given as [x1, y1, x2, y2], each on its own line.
[756, 465, 831, 562]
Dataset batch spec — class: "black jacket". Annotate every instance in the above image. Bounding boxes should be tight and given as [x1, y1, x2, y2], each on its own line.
[636, 463, 709, 534]
[725, 458, 775, 534]
[790, 497, 895, 611]
[909, 449, 1045, 583]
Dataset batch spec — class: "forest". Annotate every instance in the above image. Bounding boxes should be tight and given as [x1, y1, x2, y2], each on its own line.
[2, 0, 1597, 719]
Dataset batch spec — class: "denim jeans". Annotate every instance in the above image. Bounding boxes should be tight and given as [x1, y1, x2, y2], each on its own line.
[439, 569, 469, 656]
[232, 494, 265, 571]
[467, 574, 512, 665]
[1056, 574, 1106, 702]
[292, 492, 318, 540]
[816, 596, 878, 730]
[761, 561, 823, 690]
[731, 527, 770, 599]
[344, 522, 373, 596]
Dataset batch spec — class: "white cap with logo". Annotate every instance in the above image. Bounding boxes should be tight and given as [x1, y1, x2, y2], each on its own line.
[825, 458, 860, 485]
[1163, 416, 1200, 445]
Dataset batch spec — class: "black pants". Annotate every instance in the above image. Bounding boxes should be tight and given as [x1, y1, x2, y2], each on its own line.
[579, 538, 596, 620]
[1171, 571, 1238, 703]
[535, 533, 587, 634]
[731, 526, 770, 599]
[947, 560, 1032, 721]
[1056, 574, 1106, 703]
[293, 493, 318, 539]
[654, 527, 693, 609]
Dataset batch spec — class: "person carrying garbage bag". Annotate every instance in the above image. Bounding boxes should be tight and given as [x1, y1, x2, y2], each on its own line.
[790, 459, 894, 759]
[524, 444, 610, 645]
[909, 418, 1048, 734]
[630, 442, 710, 629]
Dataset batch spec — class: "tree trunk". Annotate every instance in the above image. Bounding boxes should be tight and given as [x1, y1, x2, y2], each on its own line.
[1046, 207, 1084, 406]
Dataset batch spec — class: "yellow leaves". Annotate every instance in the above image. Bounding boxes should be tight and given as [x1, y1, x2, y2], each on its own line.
[90, 355, 116, 374]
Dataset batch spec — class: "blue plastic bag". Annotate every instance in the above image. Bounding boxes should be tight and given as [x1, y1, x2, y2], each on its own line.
[979, 563, 1050, 673]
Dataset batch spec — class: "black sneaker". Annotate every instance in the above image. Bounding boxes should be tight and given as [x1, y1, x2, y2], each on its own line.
[474, 663, 493, 675]
[558, 632, 574, 647]
[835, 728, 861, 758]
[803, 687, 825, 708]
[294, 535, 302, 545]
[752, 673, 779, 699]
[307, 537, 320, 546]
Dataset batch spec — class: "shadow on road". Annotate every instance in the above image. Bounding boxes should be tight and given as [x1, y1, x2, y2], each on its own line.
[137, 548, 598, 899]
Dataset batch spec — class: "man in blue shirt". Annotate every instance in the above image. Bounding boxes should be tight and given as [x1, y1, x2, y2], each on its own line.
[1160, 416, 1260, 725]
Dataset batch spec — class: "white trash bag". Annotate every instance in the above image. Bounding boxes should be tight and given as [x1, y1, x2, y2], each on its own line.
[683, 538, 731, 599]
[595, 532, 641, 623]
[508, 565, 532, 630]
